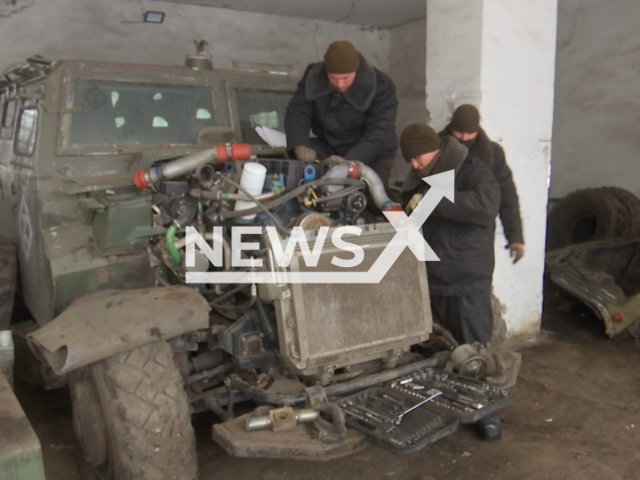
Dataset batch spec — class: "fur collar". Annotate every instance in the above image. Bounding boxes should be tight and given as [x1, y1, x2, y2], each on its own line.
[440, 125, 494, 166]
[305, 54, 377, 112]
[402, 136, 469, 193]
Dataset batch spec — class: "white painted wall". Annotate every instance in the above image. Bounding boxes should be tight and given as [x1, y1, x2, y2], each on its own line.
[0, 0, 390, 77]
[427, 0, 558, 339]
[551, 0, 640, 199]
[389, 17, 430, 185]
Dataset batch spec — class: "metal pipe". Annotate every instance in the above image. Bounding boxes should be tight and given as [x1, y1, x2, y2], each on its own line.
[321, 162, 402, 212]
[224, 352, 450, 407]
[246, 408, 319, 432]
[323, 352, 450, 398]
[185, 361, 235, 387]
[355, 162, 402, 211]
[133, 144, 282, 188]
[189, 186, 284, 202]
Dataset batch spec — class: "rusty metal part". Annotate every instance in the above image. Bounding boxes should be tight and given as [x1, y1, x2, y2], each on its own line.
[295, 212, 332, 231]
[246, 407, 319, 432]
[212, 412, 367, 461]
[27, 286, 210, 375]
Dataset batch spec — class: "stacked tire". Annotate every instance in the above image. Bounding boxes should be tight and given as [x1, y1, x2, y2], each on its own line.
[547, 187, 640, 250]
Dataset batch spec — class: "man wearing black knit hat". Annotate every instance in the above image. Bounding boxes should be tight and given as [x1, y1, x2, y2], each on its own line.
[400, 123, 502, 440]
[400, 123, 501, 346]
[440, 104, 525, 264]
[285, 40, 398, 186]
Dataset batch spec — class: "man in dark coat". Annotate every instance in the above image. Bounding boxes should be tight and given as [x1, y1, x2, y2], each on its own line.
[401, 123, 503, 441]
[285, 41, 398, 186]
[400, 123, 501, 346]
[440, 104, 525, 263]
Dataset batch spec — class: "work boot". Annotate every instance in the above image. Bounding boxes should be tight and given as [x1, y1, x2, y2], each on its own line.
[476, 413, 502, 441]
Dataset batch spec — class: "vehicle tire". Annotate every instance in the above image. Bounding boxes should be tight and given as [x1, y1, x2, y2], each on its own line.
[547, 189, 629, 250]
[0, 238, 17, 329]
[599, 187, 640, 236]
[72, 342, 197, 480]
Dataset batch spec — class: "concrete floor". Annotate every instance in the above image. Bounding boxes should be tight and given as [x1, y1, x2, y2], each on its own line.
[14, 293, 640, 480]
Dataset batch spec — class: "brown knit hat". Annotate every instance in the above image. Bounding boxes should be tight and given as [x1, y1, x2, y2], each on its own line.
[450, 104, 480, 133]
[324, 41, 360, 74]
[400, 124, 442, 161]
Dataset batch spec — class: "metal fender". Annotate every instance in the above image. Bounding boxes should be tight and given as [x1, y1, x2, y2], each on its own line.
[27, 286, 210, 375]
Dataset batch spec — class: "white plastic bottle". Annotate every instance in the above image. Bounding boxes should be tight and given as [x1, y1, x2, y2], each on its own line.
[0, 330, 14, 387]
[233, 162, 267, 220]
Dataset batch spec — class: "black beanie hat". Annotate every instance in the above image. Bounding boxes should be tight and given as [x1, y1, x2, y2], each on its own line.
[400, 124, 442, 162]
[324, 41, 360, 74]
[450, 104, 480, 133]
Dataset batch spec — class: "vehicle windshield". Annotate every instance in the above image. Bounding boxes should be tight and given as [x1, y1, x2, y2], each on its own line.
[234, 89, 293, 144]
[70, 82, 215, 146]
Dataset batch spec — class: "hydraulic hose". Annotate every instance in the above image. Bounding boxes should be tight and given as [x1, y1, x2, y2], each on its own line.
[173, 232, 232, 271]
[255, 297, 278, 350]
[432, 324, 460, 349]
[165, 225, 181, 265]
[189, 186, 285, 202]
[219, 177, 364, 220]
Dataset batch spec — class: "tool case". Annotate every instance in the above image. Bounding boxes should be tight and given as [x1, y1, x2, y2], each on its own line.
[337, 368, 512, 455]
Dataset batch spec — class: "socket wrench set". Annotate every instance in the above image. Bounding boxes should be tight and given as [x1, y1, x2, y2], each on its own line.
[337, 368, 511, 454]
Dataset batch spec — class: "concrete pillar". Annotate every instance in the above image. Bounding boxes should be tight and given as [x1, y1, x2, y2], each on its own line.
[426, 0, 558, 338]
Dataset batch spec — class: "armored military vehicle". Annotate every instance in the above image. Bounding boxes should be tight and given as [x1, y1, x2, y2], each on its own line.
[0, 53, 515, 480]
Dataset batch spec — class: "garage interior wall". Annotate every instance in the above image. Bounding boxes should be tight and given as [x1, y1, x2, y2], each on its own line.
[551, 0, 640, 199]
[389, 17, 429, 185]
[0, 0, 390, 77]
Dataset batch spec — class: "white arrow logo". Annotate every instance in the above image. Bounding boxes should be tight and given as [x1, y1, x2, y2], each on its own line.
[186, 170, 455, 284]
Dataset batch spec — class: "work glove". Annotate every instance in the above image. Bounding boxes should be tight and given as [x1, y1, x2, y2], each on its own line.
[506, 243, 525, 264]
[405, 193, 424, 214]
[294, 146, 317, 163]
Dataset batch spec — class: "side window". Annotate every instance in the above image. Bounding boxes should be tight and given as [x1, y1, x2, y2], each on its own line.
[14, 107, 39, 157]
[1, 98, 17, 129]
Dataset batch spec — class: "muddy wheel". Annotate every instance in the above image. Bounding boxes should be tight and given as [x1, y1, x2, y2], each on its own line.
[71, 342, 197, 480]
[0, 238, 17, 329]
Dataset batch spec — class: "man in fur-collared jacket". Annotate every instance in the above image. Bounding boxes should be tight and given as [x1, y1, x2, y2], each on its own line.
[285, 41, 399, 186]
[440, 104, 525, 264]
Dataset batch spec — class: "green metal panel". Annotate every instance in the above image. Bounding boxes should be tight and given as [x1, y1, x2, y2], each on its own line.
[0, 373, 46, 480]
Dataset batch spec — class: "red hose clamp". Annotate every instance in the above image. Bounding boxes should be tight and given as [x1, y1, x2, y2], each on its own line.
[133, 169, 149, 188]
[216, 144, 252, 162]
[347, 162, 360, 179]
[383, 204, 404, 212]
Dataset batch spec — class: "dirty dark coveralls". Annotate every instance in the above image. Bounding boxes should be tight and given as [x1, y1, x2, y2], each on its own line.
[402, 137, 501, 344]
[285, 55, 398, 186]
[439, 126, 524, 246]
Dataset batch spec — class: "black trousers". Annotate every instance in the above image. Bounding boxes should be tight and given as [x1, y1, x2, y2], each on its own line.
[430, 288, 493, 345]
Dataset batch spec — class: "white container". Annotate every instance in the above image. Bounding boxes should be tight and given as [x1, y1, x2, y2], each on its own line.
[0, 330, 14, 388]
[233, 162, 267, 220]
